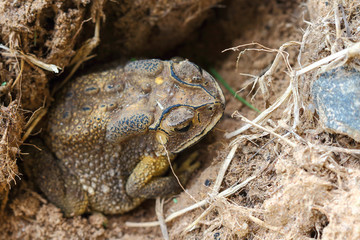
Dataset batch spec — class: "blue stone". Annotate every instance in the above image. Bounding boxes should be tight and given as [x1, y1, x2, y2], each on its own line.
[312, 67, 360, 141]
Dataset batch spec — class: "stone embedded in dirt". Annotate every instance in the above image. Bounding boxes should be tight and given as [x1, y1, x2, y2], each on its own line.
[89, 212, 108, 229]
[312, 67, 360, 141]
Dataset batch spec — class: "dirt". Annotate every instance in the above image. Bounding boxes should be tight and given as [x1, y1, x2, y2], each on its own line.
[1, 0, 360, 239]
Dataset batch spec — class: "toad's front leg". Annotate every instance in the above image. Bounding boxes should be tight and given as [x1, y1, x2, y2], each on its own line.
[126, 154, 199, 199]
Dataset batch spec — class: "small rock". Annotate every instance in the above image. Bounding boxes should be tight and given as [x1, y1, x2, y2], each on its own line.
[89, 212, 108, 229]
[312, 67, 360, 141]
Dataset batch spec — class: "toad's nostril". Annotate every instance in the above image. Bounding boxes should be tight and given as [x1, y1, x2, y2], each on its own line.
[192, 76, 202, 83]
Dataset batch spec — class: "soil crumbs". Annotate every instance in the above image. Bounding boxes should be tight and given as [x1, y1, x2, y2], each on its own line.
[1, 0, 360, 239]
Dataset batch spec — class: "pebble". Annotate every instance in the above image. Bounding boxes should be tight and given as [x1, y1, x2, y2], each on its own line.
[312, 66, 360, 141]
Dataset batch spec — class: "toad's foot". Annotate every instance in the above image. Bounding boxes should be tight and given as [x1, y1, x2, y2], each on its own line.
[174, 151, 200, 174]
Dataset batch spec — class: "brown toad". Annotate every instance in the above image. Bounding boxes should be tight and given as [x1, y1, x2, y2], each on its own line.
[29, 59, 225, 217]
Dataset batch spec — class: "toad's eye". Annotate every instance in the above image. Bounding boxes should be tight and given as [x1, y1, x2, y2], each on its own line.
[174, 122, 192, 133]
[161, 106, 195, 133]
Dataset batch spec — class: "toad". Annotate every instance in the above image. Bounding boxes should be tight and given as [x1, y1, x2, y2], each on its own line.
[28, 59, 225, 216]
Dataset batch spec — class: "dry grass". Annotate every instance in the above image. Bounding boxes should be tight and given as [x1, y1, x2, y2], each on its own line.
[204, 0, 360, 239]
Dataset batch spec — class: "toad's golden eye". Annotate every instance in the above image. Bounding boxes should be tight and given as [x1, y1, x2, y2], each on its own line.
[174, 122, 192, 133]
[161, 106, 195, 133]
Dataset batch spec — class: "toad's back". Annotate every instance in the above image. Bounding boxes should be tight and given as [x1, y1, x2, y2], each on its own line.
[47, 64, 162, 213]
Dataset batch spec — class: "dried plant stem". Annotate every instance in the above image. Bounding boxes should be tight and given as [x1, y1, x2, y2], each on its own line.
[156, 197, 169, 240]
[239, 115, 297, 148]
[295, 42, 360, 77]
[22, 108, 47, 142]
[183, 205, 215, 232]
[52, 15, 101, 94]
[312, 145, 360, 155]
[183, 144, 239, 232]
[11, 59, 24, 90]
[126, 175, 257, 228]
[248, 214, 283, 233]
[0, 44, 60, 73]
[225, 83, 293, 139]
[212, 144, 239, 193]
[334, 2, 342, 39]
[126, 199, 205, 227]
[164, 144, 199, 203]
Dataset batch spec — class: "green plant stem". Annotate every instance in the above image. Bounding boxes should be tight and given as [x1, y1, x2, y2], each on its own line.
[209, 68, 260, 113]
